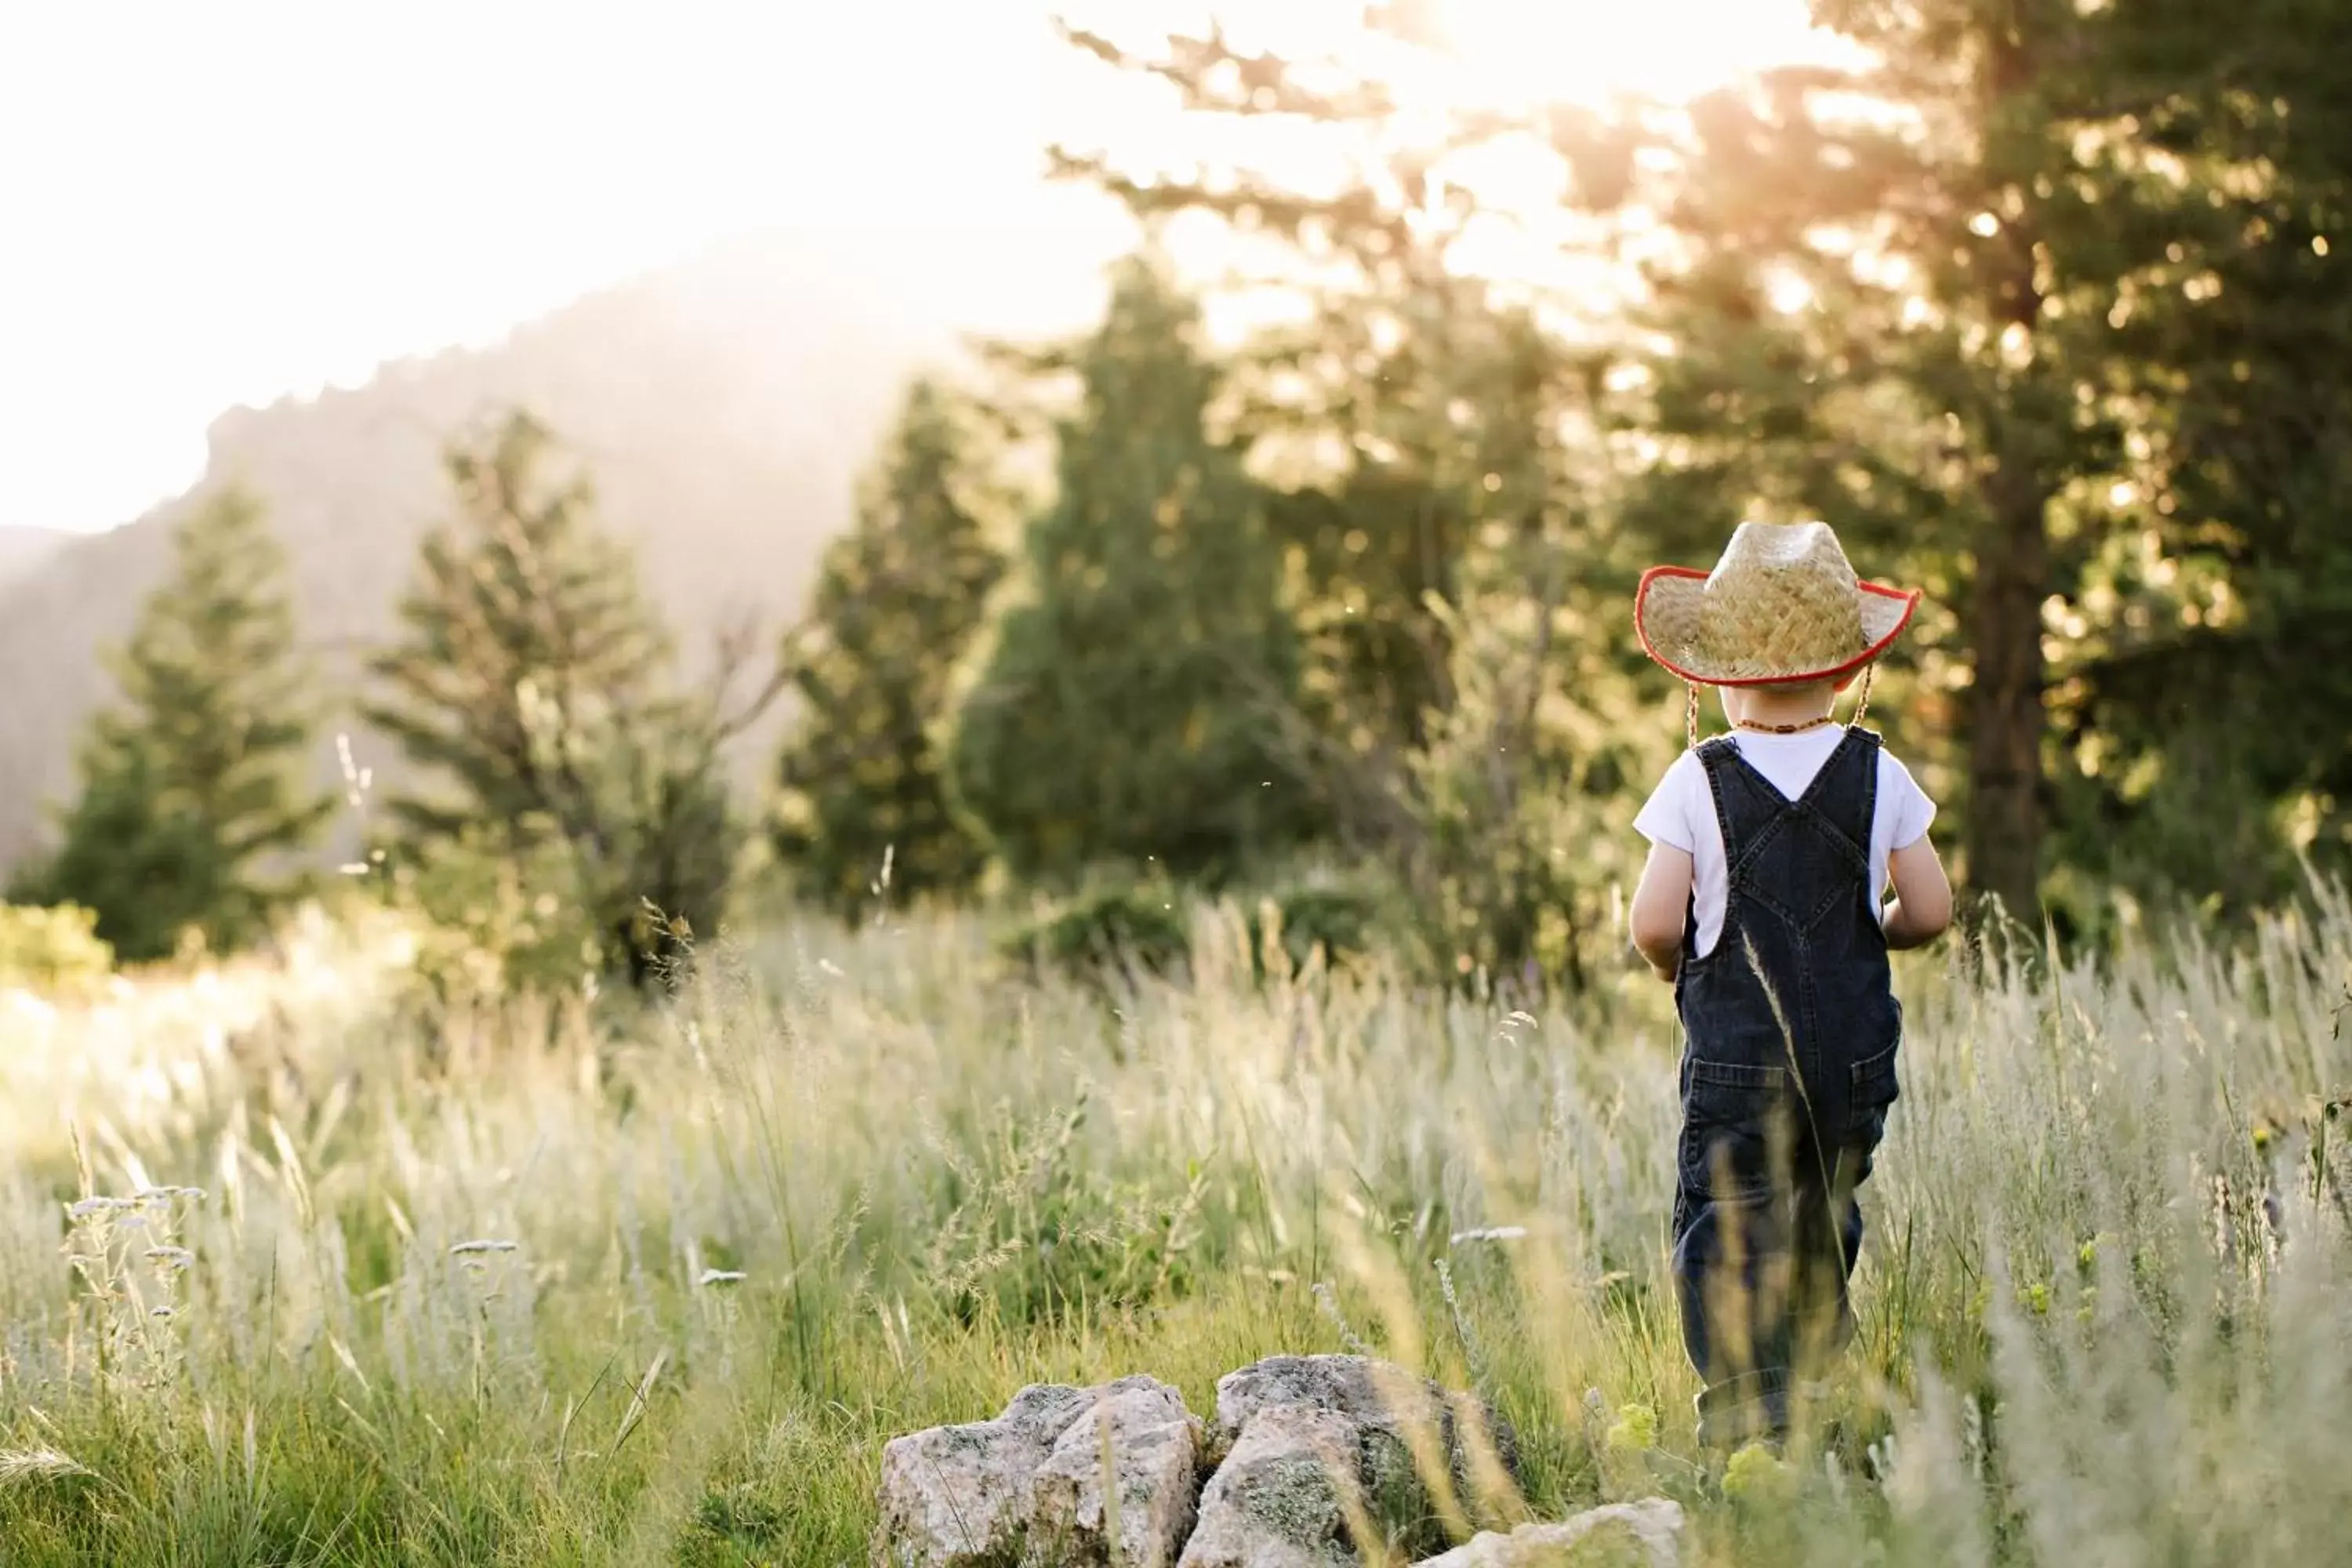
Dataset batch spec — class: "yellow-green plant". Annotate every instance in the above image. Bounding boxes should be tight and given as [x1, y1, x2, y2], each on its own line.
[0, 902, 114, 994]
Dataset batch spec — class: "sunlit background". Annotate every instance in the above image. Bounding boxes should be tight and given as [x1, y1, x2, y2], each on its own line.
[0, 0, 1828, 536]
[13, 4, 2352, 1563]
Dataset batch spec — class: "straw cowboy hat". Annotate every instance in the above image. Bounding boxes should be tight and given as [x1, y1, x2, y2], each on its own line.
[1635, 521, 1920, 687]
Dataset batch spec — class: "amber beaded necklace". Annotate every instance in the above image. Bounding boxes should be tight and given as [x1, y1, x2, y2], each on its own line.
[1734, 714, 1836, 735]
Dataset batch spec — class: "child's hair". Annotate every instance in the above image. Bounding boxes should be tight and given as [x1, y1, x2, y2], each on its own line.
[1684, 664, 1875, 750]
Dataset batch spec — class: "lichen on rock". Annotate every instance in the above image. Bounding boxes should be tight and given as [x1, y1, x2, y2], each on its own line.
[1175, 1405, 1360, 1568]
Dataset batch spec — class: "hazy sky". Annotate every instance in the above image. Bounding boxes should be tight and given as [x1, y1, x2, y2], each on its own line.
[0, 0, 1820, 536]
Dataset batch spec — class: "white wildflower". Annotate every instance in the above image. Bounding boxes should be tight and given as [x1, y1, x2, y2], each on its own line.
[697, 1268, 747, 1287]
[448, 1240, 519, 1256]
[1448, 1225, 1529, 1246]
[150, 1305, 176, 1319]
[145, 1246, 195, 1271]
[67, 1197, 122, 1220]
[127, 1185, 205, 1206]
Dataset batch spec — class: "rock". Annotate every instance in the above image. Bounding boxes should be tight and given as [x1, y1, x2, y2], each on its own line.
[1178, 1356, 1521, 1566]
[1175, 1406, 1362, 1568]
[1210, 1355, 1517, 1479]
[1031, 1377, 1207, 1567]
[873, 1376, 1202, 1568]
[1211, 1356, 1519, 1504]
[874, 1383, 1091, 1566]
[873, 1359, 1520, 1568]
[1212, 1354, 1431, 1449]
[1415, 1499, 1689, 1568]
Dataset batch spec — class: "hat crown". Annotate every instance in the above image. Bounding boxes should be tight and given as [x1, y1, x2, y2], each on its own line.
[1703, 522, 1864, 649]
[1708, 521, 1857, 588]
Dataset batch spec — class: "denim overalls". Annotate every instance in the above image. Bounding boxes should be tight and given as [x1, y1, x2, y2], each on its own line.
[1669, 727, 1904, 1446]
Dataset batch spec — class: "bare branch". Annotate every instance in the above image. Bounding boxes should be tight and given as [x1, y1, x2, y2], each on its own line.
[706, 608, 800, 743]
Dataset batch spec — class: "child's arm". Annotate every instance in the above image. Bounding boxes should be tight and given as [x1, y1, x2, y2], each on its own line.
[1882, 833, 1954, 950]
[1629, 842, 1695, 982]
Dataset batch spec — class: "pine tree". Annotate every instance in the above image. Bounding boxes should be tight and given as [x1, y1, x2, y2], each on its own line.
[1033, 27, 1669, 980]
[945, 256, 1316, 884]
[1048, 24, 1471, 779]
[365, 412, 669, 842]
[2043, 5, 2352, 913]
[773, 379, 1006, 918]
[9, 489, 332, 960]
[365, 410, 747, 982]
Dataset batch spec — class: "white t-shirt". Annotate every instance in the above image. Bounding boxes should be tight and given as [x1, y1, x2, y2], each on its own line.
[1633, 729, 1936, 960]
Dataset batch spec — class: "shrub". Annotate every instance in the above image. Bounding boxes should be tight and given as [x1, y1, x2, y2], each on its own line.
[1251, 880, 1386, 973]
[375, 819, 604, 1005]
[0, 902, 115, 994]
[1000, 879, 1194, 982]
[1000, 873, 1388, 985]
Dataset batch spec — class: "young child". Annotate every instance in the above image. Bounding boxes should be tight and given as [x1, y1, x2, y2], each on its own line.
[1626, 521, 1953, 1449]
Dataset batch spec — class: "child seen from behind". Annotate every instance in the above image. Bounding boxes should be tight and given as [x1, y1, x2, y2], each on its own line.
[1626, 521, 1954, 1448]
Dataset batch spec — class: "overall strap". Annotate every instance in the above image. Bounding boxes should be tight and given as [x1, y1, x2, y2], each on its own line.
[1833, 726, 1883, 859]
[1693, 735, 1746, 859]
[1697, 728, 1878, 884]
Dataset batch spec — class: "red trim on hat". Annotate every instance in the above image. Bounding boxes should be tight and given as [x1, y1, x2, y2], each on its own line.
[1634, 565, 1922, 688]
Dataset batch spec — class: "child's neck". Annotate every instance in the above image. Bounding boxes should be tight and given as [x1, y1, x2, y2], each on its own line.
[1736, 685, 1837, 729]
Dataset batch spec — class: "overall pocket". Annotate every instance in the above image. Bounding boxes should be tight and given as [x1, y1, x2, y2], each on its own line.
[1679, 1058, 1794, 1203]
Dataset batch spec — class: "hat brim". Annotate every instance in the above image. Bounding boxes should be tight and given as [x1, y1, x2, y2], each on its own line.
[1635, 565, 1921, 687]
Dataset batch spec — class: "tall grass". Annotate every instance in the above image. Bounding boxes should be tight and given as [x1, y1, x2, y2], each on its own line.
[2, 888, 2350, 1564]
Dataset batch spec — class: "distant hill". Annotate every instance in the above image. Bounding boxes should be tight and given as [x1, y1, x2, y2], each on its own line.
[0, 230, 1063, 876]
[0, 528, 67, 593]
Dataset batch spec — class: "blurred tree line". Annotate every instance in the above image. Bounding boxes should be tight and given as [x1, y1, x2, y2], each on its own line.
[14, 0, 2352, 988]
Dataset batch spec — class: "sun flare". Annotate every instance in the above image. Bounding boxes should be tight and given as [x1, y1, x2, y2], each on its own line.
[1417, 0, 1839, 109]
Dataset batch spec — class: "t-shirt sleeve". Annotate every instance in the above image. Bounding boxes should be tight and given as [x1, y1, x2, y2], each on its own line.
[1881, 752, 1937, 850]
[1634, 753, 1703, 853]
